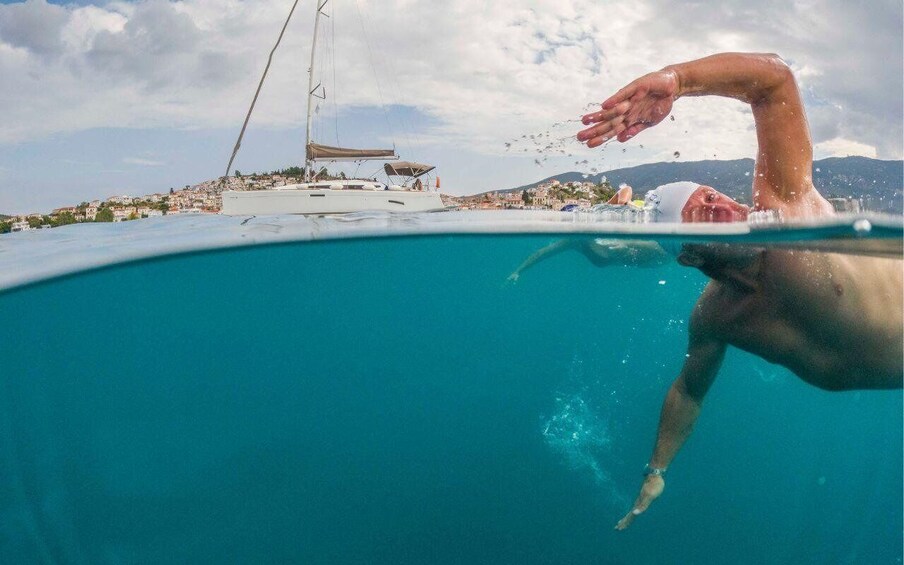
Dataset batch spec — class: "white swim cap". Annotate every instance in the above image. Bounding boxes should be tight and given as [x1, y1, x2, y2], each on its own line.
[644, 181, 701, 223]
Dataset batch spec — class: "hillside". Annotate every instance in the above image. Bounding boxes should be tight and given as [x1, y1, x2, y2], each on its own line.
[496, 156, 903, 213]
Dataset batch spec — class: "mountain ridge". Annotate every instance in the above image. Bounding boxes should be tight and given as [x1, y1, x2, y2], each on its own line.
[489, 156, 903, 213]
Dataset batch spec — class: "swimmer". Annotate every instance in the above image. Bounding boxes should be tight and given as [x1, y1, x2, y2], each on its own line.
[575, 52, 903, 530]
[506, 185, 667, 282]
[507, 238, 666, 283]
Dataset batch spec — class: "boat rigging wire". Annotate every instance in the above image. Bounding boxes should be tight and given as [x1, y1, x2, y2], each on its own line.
[222, 0, 302, 181]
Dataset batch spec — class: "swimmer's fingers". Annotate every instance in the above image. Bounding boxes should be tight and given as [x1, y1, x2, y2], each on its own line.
[615, 510, 638, 530]
[577, 112, 626, 143]
[577, 107, 627, 141]
[615, 476, 664, 531]
[619, 123, 648, 142]
[602, 82, 642, 110]
[614, 500, 649, 531]
[585, 122, 627, 149]
[581, 101, 630, 126]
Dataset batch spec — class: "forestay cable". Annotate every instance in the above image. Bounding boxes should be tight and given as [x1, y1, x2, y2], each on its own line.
[223, 0, 302, 180]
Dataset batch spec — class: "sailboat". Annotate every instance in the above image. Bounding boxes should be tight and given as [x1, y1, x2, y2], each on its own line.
[221, 1, 445, 215]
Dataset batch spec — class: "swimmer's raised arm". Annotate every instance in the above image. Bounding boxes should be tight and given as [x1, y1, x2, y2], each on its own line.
[579, 53, 830, 217]
[616, 293, 726, 530]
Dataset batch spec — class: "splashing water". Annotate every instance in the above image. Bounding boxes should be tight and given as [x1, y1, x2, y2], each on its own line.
[542, 355, 628, 506]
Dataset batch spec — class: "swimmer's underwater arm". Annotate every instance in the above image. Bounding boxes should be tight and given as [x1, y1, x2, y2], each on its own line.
[590, 240, 670, 268]
[649, 320, 726, 470]
[507, 239, 580, 281]
[616, 300, 726, 531]
[508, 239, 666, 281]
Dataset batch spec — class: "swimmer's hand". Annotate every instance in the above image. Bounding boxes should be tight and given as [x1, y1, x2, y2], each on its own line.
[615, 475, 664, 531]
[578, 70, 679, 147]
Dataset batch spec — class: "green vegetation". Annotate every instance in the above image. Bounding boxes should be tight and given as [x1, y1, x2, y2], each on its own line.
[0, 221, 10, 234]
[95, 208, 114, 222]
[591, 180, 616, 203]
[548, 179, 615, 204]
[51, 212, 77, 227]
[522, 190, 532, 205]
[280, 166, 304, 177]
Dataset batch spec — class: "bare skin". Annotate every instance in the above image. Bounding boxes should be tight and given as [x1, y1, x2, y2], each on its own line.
[506, 186, 670, 282]
[577, 53, 903, 530]
[506, 237, 667, 283]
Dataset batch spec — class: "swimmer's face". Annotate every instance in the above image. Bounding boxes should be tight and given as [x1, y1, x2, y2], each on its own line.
[681, 186, 749, 223]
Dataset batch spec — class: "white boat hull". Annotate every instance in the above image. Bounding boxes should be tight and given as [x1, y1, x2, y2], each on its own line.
[221, 188, 445, 215]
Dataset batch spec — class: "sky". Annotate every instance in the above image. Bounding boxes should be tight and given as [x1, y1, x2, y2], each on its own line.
[0, 0, 901, 214]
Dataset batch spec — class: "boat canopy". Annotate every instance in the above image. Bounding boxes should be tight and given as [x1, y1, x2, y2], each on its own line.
[384, 161, 436, 178]
[307, 143, 396, 161]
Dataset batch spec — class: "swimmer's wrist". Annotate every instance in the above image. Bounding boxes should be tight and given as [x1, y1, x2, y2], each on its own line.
[661, 65, 685, 98]
[643, 464, 667, 477]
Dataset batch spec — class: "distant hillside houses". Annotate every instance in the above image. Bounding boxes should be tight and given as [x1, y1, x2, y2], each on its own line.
[1, 171, 317, 234]
[453, 179, 610, 211]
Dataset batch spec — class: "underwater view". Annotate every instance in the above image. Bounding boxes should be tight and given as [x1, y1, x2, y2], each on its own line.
[0, 214, 901, 564]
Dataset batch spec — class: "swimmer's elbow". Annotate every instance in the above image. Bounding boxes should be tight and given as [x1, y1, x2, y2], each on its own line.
[750, 53, 795, 103]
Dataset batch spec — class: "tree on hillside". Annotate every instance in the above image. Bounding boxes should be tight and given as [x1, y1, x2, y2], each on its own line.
[52, 212, 76, 227]
[96, 208, 114, 222]
[280, 166, 304, 177]
[522, 190, 532, 205]
[0, 221, 10, 234]
[591, 180, 616, 204]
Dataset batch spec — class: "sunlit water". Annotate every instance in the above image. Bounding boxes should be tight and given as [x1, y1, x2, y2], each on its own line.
[0, 213, 901, 563]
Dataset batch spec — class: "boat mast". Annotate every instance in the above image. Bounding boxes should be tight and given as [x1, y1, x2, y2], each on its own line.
[305, 0, 329, 182]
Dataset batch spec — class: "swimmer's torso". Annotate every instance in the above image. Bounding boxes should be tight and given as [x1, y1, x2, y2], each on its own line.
[695, 250, 903, 390]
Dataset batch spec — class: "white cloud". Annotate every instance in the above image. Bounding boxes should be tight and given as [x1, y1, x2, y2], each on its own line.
[814, 137, 878, 159]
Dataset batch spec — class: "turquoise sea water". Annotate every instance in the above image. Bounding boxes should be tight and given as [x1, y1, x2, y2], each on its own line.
[0, 220, 901, 563]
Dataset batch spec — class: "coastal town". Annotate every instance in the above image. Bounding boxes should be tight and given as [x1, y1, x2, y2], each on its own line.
[0, 170, 622, 234]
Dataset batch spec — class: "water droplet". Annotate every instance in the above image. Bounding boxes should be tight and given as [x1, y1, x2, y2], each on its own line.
[744, 172, 750, 176]
[673, 151, 681, 159]
[658, 280, 666, 285]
